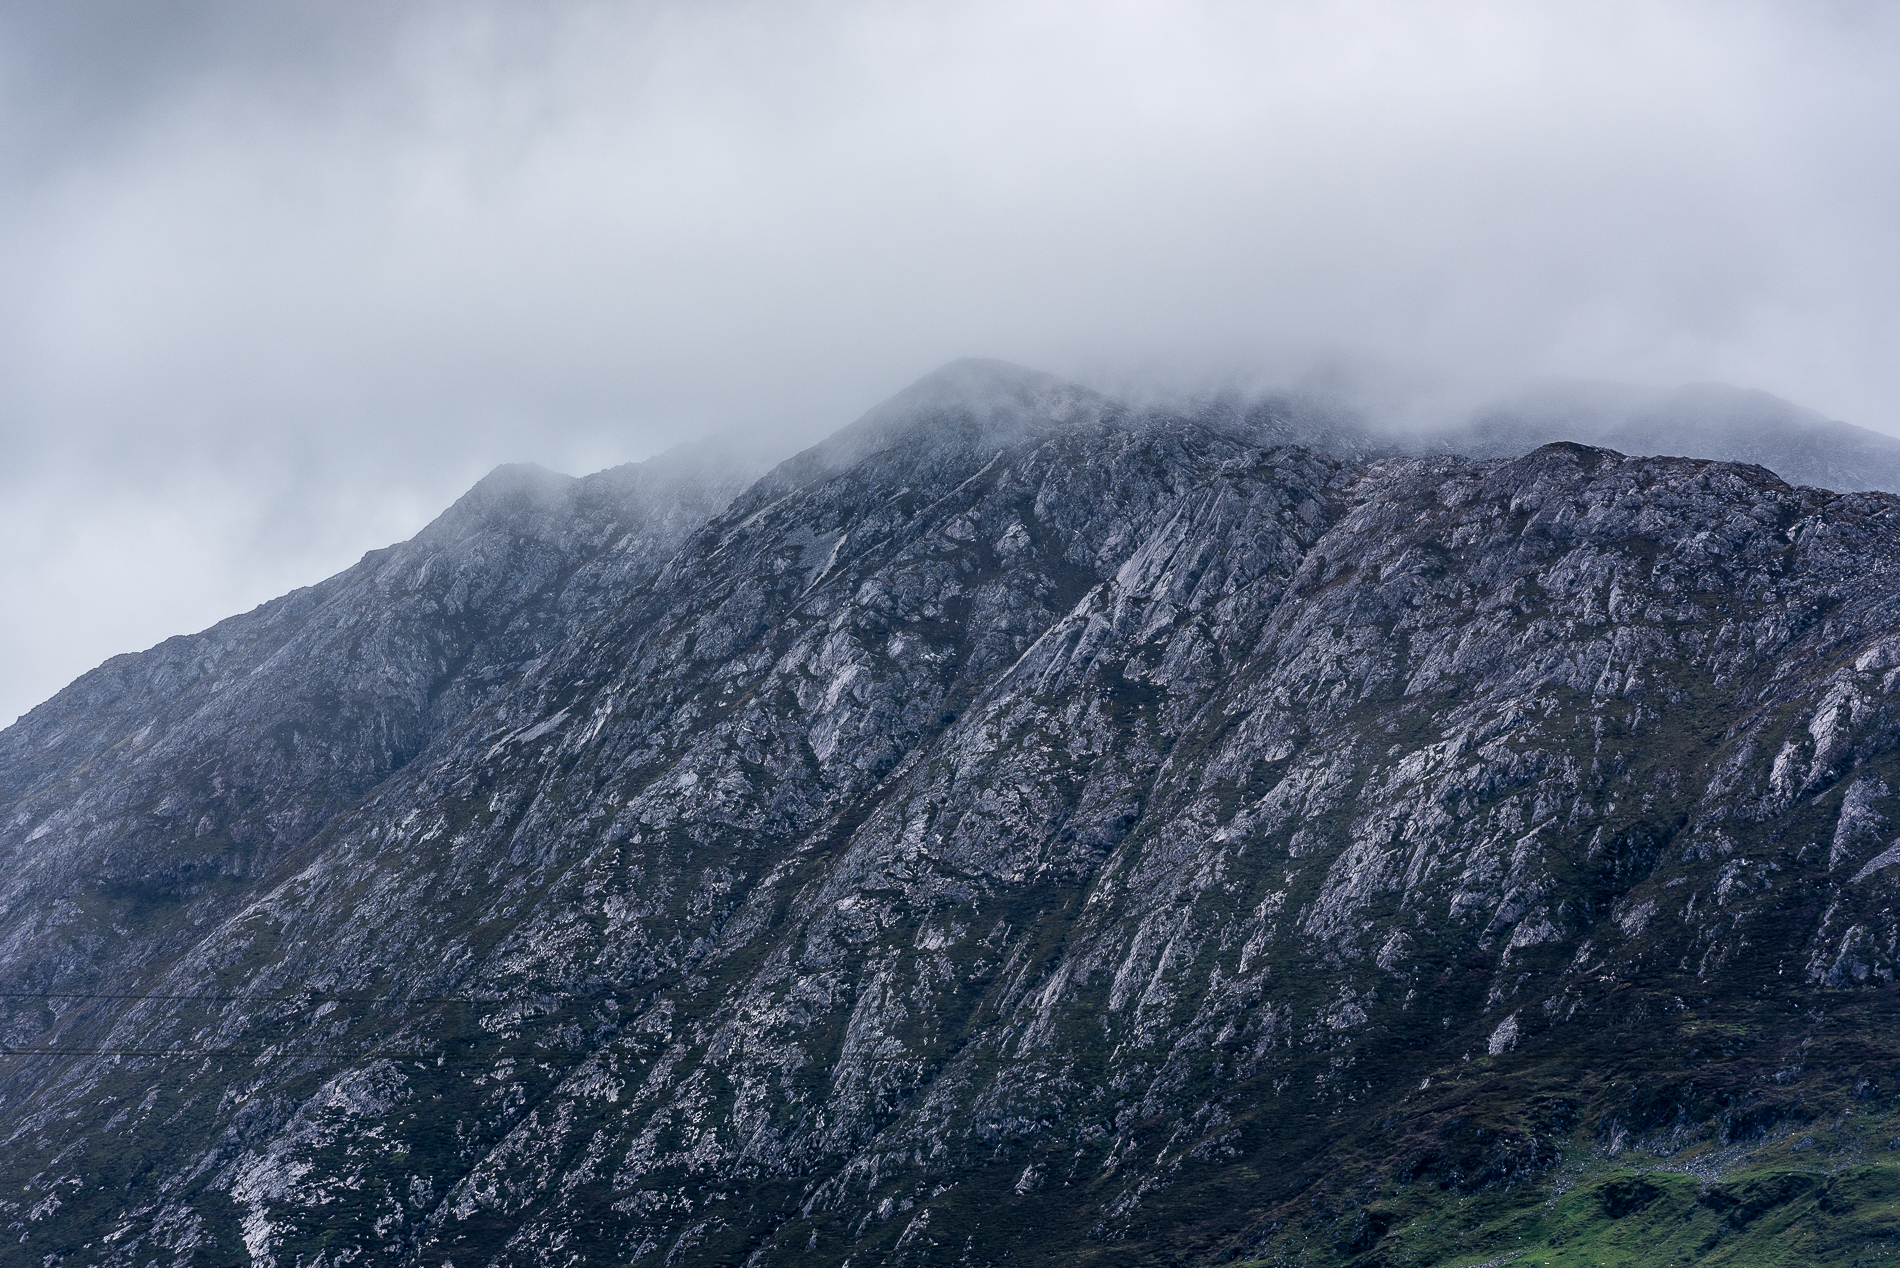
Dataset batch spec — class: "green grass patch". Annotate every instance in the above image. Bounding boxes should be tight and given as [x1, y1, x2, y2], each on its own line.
[1307, 1163, 1900, 1268]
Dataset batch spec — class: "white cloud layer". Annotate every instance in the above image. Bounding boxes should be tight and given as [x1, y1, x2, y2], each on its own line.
[3, 0, 1898, 723]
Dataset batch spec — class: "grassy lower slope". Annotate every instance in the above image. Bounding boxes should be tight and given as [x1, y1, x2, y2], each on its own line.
[1219, 987, 1900, 1268]
[1241, 1112, 1900, 1267]
[1345, 1162, 1900, 1268]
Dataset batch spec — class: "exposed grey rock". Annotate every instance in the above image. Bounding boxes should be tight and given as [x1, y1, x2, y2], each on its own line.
[0, 440, 760, 1005]
[5, 362, 1900, 1267]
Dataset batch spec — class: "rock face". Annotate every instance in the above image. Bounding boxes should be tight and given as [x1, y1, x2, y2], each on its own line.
[6, 360, 1900, 1267]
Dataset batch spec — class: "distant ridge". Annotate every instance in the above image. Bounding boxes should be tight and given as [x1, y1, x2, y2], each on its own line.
[1410, 377, 1900, 493]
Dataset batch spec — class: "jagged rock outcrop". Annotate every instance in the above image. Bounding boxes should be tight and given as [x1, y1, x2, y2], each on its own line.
[6, 361, 1900, 1267]
[0, 443, 758, 1006]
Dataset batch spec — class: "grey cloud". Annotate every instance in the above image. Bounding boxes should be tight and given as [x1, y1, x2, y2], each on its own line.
[2, 0, 1899, 723]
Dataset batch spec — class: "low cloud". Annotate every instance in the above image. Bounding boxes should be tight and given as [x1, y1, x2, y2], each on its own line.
[3, 0, 1898, 722]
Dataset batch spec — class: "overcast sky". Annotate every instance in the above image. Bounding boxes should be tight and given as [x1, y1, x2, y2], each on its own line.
[2, 0, 1897, 725]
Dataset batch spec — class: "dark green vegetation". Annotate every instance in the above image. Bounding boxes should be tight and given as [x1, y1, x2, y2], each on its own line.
[6, 362, 1900, 1267]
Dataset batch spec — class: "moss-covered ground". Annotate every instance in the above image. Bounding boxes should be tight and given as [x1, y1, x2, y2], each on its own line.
[1238, 1127, 1900, 1267]
[1293, 1160, 1900, 1267]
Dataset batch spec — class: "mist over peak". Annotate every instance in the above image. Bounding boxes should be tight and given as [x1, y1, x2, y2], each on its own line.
[2, 1, 1898, 725]
[1365, 375, 1900, 494]
[875, 358, 1105, 426]
[7, 7, 1900, 1259]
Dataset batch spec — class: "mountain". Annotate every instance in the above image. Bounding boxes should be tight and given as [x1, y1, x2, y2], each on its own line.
[1205, 374, 1900, 495]
[6, 360, 1900, 1268]
[0, 440, 759, 1029]
[1415, 378, 1900, 494]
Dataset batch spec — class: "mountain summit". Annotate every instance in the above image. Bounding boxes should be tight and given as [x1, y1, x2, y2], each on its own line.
[6, 365, 1900, 1267]
[757, 358, 1124, 492]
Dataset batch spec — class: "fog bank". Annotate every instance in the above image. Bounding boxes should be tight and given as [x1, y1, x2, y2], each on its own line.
[3, 0, 1898, 723]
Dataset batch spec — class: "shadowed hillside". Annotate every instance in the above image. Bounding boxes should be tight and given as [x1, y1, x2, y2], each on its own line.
[6, 363, 1900, 1267]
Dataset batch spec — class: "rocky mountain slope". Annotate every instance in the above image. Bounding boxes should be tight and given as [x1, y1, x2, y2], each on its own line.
[6, 361, 1900, 1267]
[1216, 374, 1900, 495]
